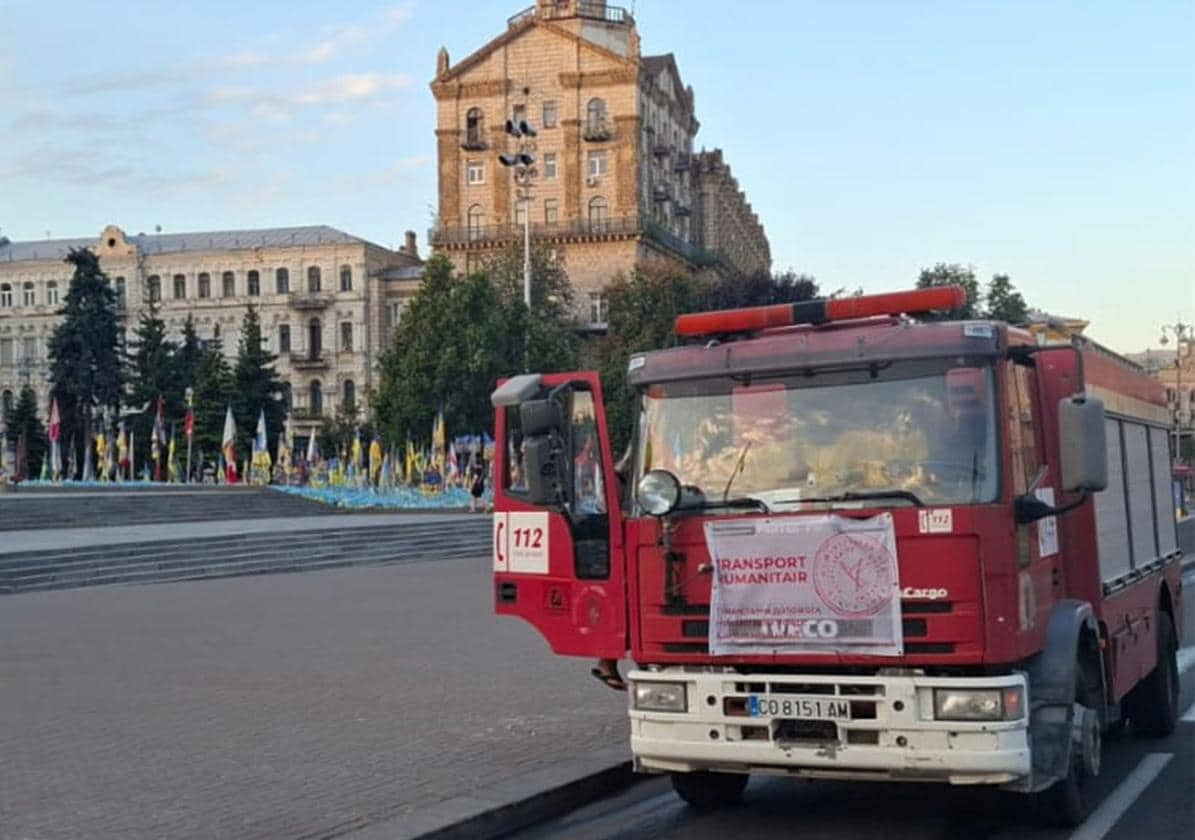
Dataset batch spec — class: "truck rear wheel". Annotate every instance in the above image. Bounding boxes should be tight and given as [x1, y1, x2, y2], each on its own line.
[1127, 611, 1179, 739]
[670, 771, 749, 809]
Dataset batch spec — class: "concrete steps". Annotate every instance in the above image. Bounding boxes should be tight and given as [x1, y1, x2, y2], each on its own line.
[0, 519, 491, 594]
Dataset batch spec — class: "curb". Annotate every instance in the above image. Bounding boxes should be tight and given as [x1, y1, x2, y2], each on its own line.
[342, 747, 638, 840]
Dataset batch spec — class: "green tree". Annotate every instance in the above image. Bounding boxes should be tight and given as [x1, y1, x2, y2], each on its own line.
[124, 300, 177, 468]
[190, 340, 234, 470]
[482, 242, 579, 373]
[983, 273, 1029, 324]
[3, 385, 47, 479]
[174, 315, 204, 397]
[916, 263, 980, 319]
[232, 304, 289, 460]
[47, 248, 123, 475]
[318, 407, 376, 462]
[373, 257, 522, 447]
[705, 269, 819, 310]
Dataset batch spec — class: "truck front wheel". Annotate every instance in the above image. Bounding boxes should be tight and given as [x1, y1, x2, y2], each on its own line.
[670, 771, 749, 809]
[1032, 659, 1103, 827]
[1126, 611, 1179, 739]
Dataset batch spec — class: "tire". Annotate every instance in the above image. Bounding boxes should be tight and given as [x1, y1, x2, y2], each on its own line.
[1127, 611, 1179, 739]
[670, 771, 749, 810]
[1032, 660, 1102, 828]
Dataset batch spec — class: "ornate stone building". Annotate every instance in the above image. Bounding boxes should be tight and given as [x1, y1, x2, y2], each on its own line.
[0, 225, 422, 438]
[430, 0, 770, 329]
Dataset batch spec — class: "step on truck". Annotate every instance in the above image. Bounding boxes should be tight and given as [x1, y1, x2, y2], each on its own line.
[489, 286, 1184, 825]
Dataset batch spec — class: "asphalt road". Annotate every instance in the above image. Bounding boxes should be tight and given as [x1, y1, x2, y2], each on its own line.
[517, 566, 1195, 840]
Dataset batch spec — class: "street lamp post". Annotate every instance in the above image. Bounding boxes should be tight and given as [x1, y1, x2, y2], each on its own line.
[498, 116, 538, 311]
[1159, 318, 1192, 462]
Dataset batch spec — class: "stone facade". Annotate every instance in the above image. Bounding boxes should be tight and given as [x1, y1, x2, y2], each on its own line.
[0, 225, 422, 438]
[429, 0, 770, 329]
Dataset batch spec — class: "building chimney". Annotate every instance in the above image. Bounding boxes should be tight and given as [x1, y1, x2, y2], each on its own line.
[403, 230, 419, 258]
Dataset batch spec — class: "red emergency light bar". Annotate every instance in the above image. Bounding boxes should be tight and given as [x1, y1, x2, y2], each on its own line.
[675, 285, 967, 337]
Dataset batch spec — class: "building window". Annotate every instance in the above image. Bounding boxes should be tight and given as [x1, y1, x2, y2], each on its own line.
[308, 318, 322, 357]
[339, 265, 352, 292]
[343, 379, 356, 413]
[213, 323, 221, 342]
[222, 271, 235, 297]
[22, 282, 35, 306]
[467, 205, 485, 240]
[21, 337, 36, 361]
[309, 380, 323, 415]
[340, 321, 353, 352]
[146, 276, 161, 303]
[465, 107, 484, 147]
[307, 266, 321, 293]
[173, 274, 186, 299]
[115, 276, 127, 307]
[542, 100, 557, 128]
[390, 300, 403, 326]
[46, 281, 59, 306]
[588, 196, 610, 231]
[1, 389, 12, 414]
[515, 201, 527, 226]
[544, 198, 559, 224]
[467, 160, 485, 185]
[588, 292, 608, 328]
[586, 97, 607, 133]
[543, 152, 557, 179]
[588, 150, 608, 178]
[198, 273, 211, 299]
[278, 324, 291, 354]
[0, 341, 12, 366]
[247, 270, 260, 296]
[276, 267, 290, 294]
[512, 103, 526, 126]
[0, 284, 12, 307]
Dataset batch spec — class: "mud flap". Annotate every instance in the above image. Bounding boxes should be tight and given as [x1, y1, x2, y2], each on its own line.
[1016, 599, 1103, 793]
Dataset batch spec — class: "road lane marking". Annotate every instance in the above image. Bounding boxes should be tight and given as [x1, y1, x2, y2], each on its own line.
[1068, 753, 1173, 840]
[1181, 700, 1195, 723]
[1179, 646, 1195, 676]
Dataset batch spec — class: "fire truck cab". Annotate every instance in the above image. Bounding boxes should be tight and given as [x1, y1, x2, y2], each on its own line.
[490, 287, 1183, 825]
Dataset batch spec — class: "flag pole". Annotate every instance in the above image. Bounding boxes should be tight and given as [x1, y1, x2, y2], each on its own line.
[184, 386, 194, 484]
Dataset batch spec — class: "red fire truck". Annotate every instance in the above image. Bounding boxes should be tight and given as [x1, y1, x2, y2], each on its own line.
[490, 286, 1183, 825]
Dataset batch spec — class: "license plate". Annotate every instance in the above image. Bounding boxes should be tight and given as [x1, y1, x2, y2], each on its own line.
[748, 696, 852, 720]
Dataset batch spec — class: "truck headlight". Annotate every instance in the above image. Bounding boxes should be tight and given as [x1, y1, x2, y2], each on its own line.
[632, 681, 688, 713]
[933, 687, 1024, 721]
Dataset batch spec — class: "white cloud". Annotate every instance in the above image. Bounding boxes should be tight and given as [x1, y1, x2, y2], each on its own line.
[292, 73, 410, 106]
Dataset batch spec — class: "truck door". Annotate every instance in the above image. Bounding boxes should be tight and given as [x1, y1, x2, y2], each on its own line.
[492, 372, 627, 659]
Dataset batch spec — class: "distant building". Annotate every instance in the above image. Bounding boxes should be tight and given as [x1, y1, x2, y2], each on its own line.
[429, 0, 770, 330]
[0, 225, 423, 439]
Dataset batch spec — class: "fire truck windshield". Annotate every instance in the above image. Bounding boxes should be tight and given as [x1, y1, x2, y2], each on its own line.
[633, 358, 999, 511]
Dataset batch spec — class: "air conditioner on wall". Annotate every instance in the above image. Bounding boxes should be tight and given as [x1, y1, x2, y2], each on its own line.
[586, 176, 599, 186]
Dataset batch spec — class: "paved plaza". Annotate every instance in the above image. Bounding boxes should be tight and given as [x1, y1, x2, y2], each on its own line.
[0, 555, 627, 839]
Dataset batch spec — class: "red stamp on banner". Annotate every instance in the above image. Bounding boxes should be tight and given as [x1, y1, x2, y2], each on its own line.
[813, 533, 895, 617]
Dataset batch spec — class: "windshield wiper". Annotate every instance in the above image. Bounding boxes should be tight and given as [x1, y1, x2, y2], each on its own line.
[772, 489, 926, 508]
[722, 441, 752, 504]
[677, 496, 770, 514]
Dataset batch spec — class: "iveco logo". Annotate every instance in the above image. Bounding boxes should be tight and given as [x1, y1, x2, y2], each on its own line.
[902, 586, 949, 600]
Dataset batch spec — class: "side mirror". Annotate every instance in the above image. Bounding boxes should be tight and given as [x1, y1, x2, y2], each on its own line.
[1058, 396, 1108, 493]
[523, 435, 566, 507]
[521, 399, 563, 437]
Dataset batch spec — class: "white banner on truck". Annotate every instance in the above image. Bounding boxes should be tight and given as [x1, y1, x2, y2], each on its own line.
[705, 514, 903, 656]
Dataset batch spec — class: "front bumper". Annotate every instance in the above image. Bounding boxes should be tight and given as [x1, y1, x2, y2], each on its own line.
[629, 669, 1031, 786]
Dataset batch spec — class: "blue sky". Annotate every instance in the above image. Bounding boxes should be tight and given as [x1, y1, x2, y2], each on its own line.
[1, 0, 1191, 353]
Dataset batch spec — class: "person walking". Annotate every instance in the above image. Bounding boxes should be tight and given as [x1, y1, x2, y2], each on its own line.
[469, 454, 486, 513]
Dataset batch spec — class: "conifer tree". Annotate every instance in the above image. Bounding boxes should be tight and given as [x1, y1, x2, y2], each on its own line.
[125, 300, 177, 467]
[232, 304, 288, 458]
[3, 385, 47, 479]
[191, 339, 234, 468]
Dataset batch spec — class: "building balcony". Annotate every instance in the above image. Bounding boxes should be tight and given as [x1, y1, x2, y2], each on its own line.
[652, 142, 671, 157]
[509, 2, 630, 27]
[652, 183, 672, 202]
[583, 120, 614, 142]
[289, 353, 329, 371]
[460, 136, 488, 151]
[431, 216, 643, 247]
[674, 202, 692, 217]
[673, 154, 691, 172]
[288, 292, 333, 310]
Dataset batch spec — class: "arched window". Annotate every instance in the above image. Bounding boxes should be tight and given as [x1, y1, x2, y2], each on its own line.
[198, 273, 211, 298]
[588, 196, 610, 231]
[339, 265, 352, 292]
[340, 321, 353, 352]
[307, 266, 321, 293]
[46, 281, 59, 306]
[467, 204, 485, 240]
[213, 323, 221, 341]
[0, 284, 12, 307]
[586, 97, 607, 133]
[465, 107, 484, 147]
[309, 380, 323, 415]
[278, 324, 291, 354]
[22, 282, 35, 306]
[173, 274, 186, 299]
[276, 267, 290, 294]
[147, 276, 161, 303]
[115, 276, 126, 305]
[222, 271, 235, 297]
[308, 318, 322, 358]
[343, 379, 355, 412]
[247, 270, 260, 296]
[1, 389, 12, 417]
